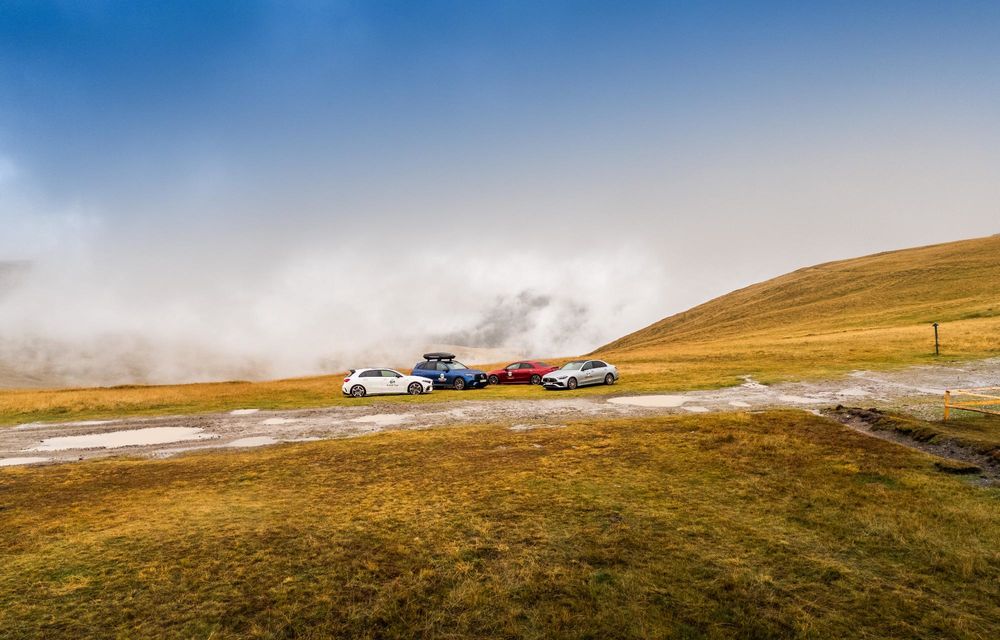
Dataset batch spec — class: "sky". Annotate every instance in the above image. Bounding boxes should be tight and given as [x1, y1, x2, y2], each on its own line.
[1, 1, 998, 385]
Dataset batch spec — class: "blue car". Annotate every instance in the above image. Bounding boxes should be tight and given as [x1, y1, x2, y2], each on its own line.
[412, 353, 489, 390]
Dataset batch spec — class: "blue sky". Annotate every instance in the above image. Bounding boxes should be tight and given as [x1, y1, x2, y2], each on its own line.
[1, 1, 998, 382]
[3, 0, 997, 221]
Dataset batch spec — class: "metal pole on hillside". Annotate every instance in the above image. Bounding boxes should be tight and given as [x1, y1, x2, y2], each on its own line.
[933, 322, 940, 356]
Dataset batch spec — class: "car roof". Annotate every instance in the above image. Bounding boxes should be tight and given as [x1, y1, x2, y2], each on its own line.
[423, 352, 455, 361]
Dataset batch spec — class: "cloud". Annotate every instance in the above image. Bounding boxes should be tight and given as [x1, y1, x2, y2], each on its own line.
[0, 178, 670, 385]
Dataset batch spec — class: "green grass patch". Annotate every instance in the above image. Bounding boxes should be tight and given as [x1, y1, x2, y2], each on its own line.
[865, 411, 1000, 462]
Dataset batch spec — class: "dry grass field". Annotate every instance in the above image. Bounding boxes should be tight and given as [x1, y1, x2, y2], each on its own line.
[2, 411, 998, 639]
[2, 237, 999, 639]
[2, 236, 999, 426]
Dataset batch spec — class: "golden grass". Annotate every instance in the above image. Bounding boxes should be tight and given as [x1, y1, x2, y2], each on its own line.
[1, 411, 998, 638]
[2, 235, 999, 426]
[601, 235, 1000, 351]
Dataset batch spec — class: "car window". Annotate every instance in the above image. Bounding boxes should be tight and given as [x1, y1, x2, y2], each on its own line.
[506, 363, 520, 370]
[534, 362, 550, 368]
[445, 361, 468, 371]
[415, 362, 430, 370]
[381, 370, 400, 377]
[561, 361, 585, 370]
[581, 362, 594, 371]
[591, 361, 607, 368]
[359, 370, 379, 378]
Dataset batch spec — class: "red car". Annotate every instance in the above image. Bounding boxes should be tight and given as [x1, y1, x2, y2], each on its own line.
[487, 361, 558, 386]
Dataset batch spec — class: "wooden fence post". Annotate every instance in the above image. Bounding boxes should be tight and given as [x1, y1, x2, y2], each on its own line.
[943, 390, 951, 421]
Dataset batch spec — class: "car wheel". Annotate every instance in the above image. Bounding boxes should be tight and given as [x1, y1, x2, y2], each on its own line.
[566, 377, 578, 390]
[453, 377, 466, 390]
[604, 373, 615, 385]
[350, 385, 366, 398]
[488, 374, 499, 386]
[530, 374, 542, 385]
[407, 382, 423, 395]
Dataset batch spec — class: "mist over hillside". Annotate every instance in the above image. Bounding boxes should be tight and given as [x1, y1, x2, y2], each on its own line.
[0, 242, 667, 387]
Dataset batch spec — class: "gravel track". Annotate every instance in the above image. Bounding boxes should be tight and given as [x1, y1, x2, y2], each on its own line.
[2, 358, 998, 466]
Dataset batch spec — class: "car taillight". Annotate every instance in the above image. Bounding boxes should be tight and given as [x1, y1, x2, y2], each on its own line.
[344, 377, 351, 383]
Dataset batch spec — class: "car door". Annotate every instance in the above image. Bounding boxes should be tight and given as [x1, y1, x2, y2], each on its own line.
[589, 360, 609, 384]
[381, 369, 403, 394]
[501, 363, 518, 383]
[509, 363, 529, 383]
[430, 361, 449, 386]
[579, 361, 596, 386]
[358, 369, 385, 394]
[517, 363, 537, 383]
[413, 361, 435, 381]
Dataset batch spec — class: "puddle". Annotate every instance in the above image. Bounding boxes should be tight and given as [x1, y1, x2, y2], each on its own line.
[16, 419, 119, 430]
[29, 427, 214, 451]
[0, 457, 50, 467]
[350, 414, 413, 426]
[262, 418, 298, 425]
[607, 395, 688, 408]
[14, 423, 46, 430]
[230, 409, 260, 416]
[777, 395, 824, 404]
[729, 401, 752, 408]
[224, 436, 278, 448]
[683, 406, 710, 413]
[836, 387, 869, 398]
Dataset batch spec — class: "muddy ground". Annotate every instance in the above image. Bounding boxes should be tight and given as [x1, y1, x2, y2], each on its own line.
[2, 358, 998, 468]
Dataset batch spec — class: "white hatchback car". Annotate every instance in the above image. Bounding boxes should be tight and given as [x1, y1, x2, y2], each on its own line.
[342, 368, 434, 397]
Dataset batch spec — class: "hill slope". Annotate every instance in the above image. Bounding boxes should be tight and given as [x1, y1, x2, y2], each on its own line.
[2, 236, 999, 424]
[601, 235, 1000, 353]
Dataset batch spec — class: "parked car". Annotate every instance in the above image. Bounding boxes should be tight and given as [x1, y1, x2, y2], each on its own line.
[412, 352, 489, 390]
[342, 368, 434, 397]
[541, 359, 619, 390]
[487, 361, 558, 386]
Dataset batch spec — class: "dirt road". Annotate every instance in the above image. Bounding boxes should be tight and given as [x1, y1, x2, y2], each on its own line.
[2, 358, 998, 467]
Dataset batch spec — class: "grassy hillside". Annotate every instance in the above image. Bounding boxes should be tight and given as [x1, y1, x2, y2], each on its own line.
[2, 411, 998, 638]
[594, 234, 1000, 387]
[603, 235, 1000, 350]
[2, 236, 999, 425]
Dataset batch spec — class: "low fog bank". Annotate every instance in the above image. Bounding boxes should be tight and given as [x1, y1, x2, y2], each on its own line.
[0, 240, 669, 387]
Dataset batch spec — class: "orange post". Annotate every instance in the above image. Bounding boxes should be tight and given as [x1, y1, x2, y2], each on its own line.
[943, 390, 951, 421]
